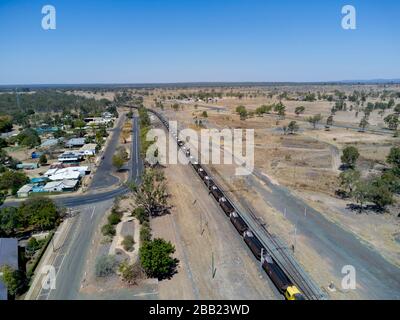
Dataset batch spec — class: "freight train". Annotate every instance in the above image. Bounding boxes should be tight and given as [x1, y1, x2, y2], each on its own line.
[149, 109, 305, 301]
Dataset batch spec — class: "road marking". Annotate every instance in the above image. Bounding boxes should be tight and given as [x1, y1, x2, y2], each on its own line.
[132, 292, 158, 297]
[90, 206, 96, 220]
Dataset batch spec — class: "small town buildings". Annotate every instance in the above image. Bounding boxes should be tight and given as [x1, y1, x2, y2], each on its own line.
[44, 166, 88, 179]
[79, 143, 97, 156]
[16, 163, 39, 170]
[58, 151, 83, 163]
[40, 138, 63, 148]
[65, 138, 85, 148]
[17, 184, 34, 198]
[47, 170, 81, 181]
[43, 179, 79, 192]
[0, 238, 19, 300]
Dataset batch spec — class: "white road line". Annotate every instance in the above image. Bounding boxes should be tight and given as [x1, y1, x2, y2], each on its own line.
[90, 206, 96, 220]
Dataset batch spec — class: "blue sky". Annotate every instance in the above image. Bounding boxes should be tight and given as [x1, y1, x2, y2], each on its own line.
[0, 0, 399, 84]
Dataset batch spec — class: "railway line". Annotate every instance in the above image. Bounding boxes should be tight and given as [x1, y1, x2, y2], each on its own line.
[137, 106, 327, 300]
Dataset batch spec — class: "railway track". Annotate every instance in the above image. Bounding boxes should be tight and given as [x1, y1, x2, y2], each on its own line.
[132, 105, 327, 300]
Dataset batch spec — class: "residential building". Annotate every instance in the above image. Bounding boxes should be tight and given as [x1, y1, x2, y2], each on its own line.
[80, 143, 97, 156]
[47, 171, 81, 181]
[16, 163, 39, 170]
[65, 138, 85, 148]
[58, 151, 83, 163]
[17, 184, 34, 198]
[43, 179, 79, 192]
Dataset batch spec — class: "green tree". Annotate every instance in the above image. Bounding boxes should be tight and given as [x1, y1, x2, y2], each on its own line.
[129, 169, 168, 217]
[339, 169, 361, 195]
[294, 106, 305, 116]
[306, 114, 323, 129]
[326, 115, 334, 126]
[387, 147, 400, 169]
[0, 207, 21, 236]
[18, 197, 60, 231]
[384, 114, 399, 131]
[236, 105, 248, 120]
[369, 179, 394, 210]
[353, 182, 370, 213]
[287, 121, 299, 134]
[16, 128, 41, 148]
[341, 146, 360, 169]
[139, 238, 177, 279]
[359, 116, 369, 132]
[39, 154, 47, 166]
[0, 265, 26, 296]
[201, 111, 208, 118]
[0, 170, 29, 193]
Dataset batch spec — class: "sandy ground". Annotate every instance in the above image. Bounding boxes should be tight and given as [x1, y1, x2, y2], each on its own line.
[152, 162, 281, 300]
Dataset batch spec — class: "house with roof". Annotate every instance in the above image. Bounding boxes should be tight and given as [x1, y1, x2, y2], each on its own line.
[43, 179, 79, 192]
[0, 238, 19, 300]
[16, 163, 39, 170]
[58, 151, 84, 163]
[17, 184, 34, 198]
[44, 166, 88, 179]
[48, 170, 80, 181]
[80, 143, 97, 156]
[65, 138, 85, 148]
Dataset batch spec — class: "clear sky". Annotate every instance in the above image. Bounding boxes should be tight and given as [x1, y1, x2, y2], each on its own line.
[0, 0, 399, 85]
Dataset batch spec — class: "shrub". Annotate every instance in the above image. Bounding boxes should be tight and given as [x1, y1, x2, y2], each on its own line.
[122, 235, 135, 252]
[95, 255, 118, 277]
[140, 226, 151, 243]
[101, 224, 115, 237]
[119, 261, 144, 284]
[132, 207, 148, 224]
[107, 213, 121, 225]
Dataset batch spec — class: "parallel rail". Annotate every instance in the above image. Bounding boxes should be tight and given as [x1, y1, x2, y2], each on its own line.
[135, 105, 327, 300]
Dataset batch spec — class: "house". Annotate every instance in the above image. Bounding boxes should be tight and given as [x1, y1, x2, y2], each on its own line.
[65, 138, 85, 148]
[16, 163, 39, 170]
[80, 143, 97, 156]
[102, 112, 113, 119]
[17, 184, 34, 198]
[58, 151, 83, 163]
[0, 238, 18, 300]
[43, 179, 79, 192]
[44, 166, 88, 179]
[48, 171, 80, 181]
[40, 138, 63, 148]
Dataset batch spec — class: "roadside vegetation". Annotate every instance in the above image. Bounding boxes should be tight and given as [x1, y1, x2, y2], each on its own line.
[338, 146, 399, 213]
[0, 197, 63, 298]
